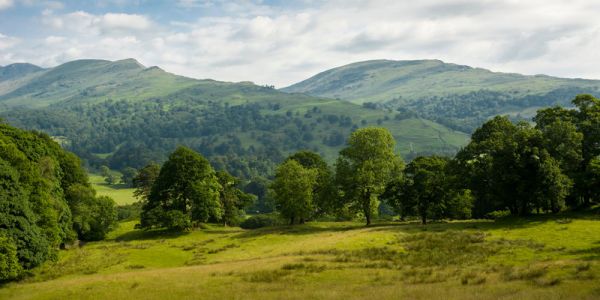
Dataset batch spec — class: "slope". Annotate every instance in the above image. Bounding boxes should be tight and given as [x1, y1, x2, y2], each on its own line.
[0, 59, 469, 179]
[282, 59, 600, 131]
[0, 58, 198, 109]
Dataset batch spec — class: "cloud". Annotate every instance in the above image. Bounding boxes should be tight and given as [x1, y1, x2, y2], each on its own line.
[3, 0, 600, 86]
[0, 33, 19, 50]
[0, 0, 12, 10]
[43, 11, 151, 33]
[101, 13, 151, 30]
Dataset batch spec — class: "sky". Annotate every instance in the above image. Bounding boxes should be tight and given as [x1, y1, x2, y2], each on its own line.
[1, 0, 600, 87]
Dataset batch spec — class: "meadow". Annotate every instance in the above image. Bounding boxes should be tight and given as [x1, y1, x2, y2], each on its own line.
[89, 174, 137, 205]
[1, 209, 599, 300]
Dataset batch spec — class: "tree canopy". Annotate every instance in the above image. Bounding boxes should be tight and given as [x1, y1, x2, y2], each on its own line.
[335, 127, 404, 225]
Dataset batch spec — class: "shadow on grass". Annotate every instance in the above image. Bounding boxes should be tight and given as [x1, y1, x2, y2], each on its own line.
[232, 223, 370, 239]
[234, 210, 599, 240]
[114, 228, 190, 241]
[97, 182, 132, 190]
[567, 244, 600, 261]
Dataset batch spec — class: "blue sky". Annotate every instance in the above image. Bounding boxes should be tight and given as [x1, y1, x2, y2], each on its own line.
[1, 0, 600, 86]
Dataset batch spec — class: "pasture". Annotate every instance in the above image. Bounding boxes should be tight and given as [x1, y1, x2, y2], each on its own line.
[1, 209, 599, 299]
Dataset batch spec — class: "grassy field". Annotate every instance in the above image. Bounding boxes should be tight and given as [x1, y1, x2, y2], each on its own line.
[89, 174, 137, 205]
[1, 209, 599, 299]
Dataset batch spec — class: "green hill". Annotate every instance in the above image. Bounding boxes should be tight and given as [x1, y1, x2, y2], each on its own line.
[0, 59, 198, 109]
[0, 59, 468, 179]
[282, 59, 600, 131]
[0, 63, 44, 81]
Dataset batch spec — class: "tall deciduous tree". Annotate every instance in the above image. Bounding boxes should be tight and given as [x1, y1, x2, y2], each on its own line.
[141, 147, 221, 229]
[271, 160, 317, 225]
[405, 156, 449, 224]
[216, 171, 255, 226]
[286, 151, 334, 216]
[335, 127, 403, 225]
[132, 162, 160, 202]
[456, 116, 570, 216]
[120, 167, 138, 187]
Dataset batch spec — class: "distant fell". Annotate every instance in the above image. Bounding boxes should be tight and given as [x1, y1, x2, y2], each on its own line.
[0, 63, 44, 81]
[283, 59, 600, 131]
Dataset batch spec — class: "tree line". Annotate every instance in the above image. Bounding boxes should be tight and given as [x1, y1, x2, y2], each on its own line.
[135, 95, 600, 230]
[0, 122, 116, 282]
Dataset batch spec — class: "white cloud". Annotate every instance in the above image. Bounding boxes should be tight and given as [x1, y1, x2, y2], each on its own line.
[100, 13, 151, 30]
[4, 1, 600, 86]
[0, 0, 13, 10]
[0, 33, 19, 50]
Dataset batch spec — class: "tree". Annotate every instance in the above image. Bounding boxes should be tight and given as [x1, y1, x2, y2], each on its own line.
[455, 116, 570, 216]
[65, 184, 117, 241]
[271, 160, 317, 225]
[335, 127, 403, 225]
[141, 147, 221, 229]
[215, 171, 255, 226]
[533, 95, 600, 207]
[120, 167, 138, 187]
[286, 151, 335, 216]
[100, 165, 110, 178]
[404, 156, 449, 224]
[244, 177, 273, 213]
[132, 162, 160, 202]
[0, 122, 115, 281]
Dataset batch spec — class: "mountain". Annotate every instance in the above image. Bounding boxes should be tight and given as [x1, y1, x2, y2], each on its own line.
[0, 58, 468, 178]
[282, 59, 600, 132]
[0, 59, 197, 109]
[0, 63, 44, 81]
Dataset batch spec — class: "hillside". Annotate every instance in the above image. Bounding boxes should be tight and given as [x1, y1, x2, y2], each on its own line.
[0, 59, 198, 109]
[1, 212, 599, 299]
[282, 60, 600, 131]
[0, 59, 468, 179]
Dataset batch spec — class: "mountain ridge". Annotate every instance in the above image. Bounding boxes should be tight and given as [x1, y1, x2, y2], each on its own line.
[282, 59, 600, 132]
[1, 58, 468, 178]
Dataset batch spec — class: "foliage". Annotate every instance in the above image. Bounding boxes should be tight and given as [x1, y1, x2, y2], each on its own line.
[271, 160, 318, 224]
[0, 232, 22, 281]
[215, 171, 255, 226]
[335, 127, 404, 225]
[0, 122, 115, 280]
[285, 151, 335, 216]
[65, 184, 117, 241]
[141, 147, 221, 229]
[120, 167, 138, 187]
[239, 214, 283, 229]
[455, 116, 571, 217]
[132, 163, 160, 202]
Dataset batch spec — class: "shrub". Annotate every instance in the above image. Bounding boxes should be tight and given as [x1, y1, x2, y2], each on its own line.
[486, 210, 511, 220]
[0, 233, 22, 281]
[240, 214, 282, 229]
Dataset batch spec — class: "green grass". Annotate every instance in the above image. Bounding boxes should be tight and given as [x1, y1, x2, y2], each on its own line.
[1, 210, 600, 299]
[89, 174, 136, 205]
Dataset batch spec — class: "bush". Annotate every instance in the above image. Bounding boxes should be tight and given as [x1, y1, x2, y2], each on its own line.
[0, 233, 22, 281]
[116, 202, 142, 221]
[240, 214, 282, 229]
[486, 210, 511, 220]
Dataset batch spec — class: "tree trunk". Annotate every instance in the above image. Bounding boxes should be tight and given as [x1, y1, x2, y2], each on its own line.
[290, 216, 295, 225]
[421, 215, 427, 225]
[299, 218, 305, 224]
[364, 192, 372, 226]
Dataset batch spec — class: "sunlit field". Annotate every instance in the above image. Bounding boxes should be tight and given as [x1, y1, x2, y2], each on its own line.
[89, 174, 137, 205]
[2, 209, 599, 300]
